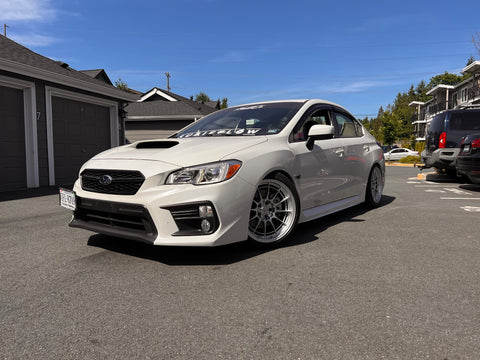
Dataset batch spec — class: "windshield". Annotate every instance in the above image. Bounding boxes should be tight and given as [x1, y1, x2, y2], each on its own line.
[173, 102, 304, 138]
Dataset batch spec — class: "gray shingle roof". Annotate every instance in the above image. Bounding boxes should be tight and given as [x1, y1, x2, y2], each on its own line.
[126, 87, 219, 118]
[80, 69, 113, 85]
[126, 100, 216, 117]
[0, 35, 135, 100]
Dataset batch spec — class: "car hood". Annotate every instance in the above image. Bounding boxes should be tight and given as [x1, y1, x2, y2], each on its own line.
[85, 137, 268, 171]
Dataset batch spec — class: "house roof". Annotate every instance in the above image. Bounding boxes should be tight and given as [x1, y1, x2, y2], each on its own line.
[0, 35, 137, 101]
[426, 84, 455, 96]
[463, 61, 480, 74]
[80, 69, 113, 85]
[126, 98, 218, 120]
[139, 87, 220, 109]
[126, 87, 219, 121]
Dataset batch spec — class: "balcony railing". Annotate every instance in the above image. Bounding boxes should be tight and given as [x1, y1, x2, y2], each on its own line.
[427, 101, 447, 116]
[468, 85, 480, 101]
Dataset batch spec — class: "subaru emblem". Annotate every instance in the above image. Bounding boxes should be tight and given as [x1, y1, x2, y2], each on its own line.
[99, 175, 113, 185]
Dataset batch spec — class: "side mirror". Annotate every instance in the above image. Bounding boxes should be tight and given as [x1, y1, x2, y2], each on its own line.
[306, 124, 335, 150]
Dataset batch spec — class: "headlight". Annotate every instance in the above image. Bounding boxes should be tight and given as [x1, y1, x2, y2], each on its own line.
[166, 160, 242, 185]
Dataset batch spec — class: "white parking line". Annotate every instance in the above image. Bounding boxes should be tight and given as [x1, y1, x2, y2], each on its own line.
[407, 178, 480, 212]
[444, 188, 473, 196]
[461, 206, 480, 212]
[440, 197, 480, 200]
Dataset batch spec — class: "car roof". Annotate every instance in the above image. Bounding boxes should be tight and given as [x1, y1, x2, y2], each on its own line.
[229, 99, 354, 116]
[231, 99, 343, 107]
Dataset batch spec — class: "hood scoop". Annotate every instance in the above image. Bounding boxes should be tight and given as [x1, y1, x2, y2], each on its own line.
[136, 141, 179, 149]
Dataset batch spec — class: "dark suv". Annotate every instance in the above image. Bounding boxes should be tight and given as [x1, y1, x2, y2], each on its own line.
[422, 109, 480, 174]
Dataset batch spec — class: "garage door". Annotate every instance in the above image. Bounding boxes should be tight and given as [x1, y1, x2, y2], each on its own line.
[52, 97, 111, 185]
[0, 85, 27, 192]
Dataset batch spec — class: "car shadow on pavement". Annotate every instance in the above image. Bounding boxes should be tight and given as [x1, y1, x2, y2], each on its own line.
[87, 235, 267, 266]
[287, 195, 395, 248]
[459, 184, 480, 192]
[87, 195, 396, 266]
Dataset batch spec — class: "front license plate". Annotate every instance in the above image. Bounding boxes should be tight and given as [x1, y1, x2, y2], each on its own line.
[59, 188, 76, 211]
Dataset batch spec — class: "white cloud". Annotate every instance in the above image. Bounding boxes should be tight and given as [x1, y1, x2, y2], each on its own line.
[0, 0, 56, 22]
[210, 51, 248, 63]
[328, 81, 381, 94]
[10, 33, 59, 47]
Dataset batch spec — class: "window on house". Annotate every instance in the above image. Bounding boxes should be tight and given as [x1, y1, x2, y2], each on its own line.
[461, 89, 468, 103]
[452, 93, 458, 107]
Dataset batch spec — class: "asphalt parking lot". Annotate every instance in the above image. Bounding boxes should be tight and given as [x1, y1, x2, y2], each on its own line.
[1, 166, 480, 360]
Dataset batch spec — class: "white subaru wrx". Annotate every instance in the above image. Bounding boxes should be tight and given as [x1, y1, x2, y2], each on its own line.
[61, 100, 385, 247]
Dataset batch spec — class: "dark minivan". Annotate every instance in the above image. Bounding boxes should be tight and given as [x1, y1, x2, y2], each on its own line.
[422, 109, 480, 174]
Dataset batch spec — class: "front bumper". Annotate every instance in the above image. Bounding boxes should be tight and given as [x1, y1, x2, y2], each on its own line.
[70, 175, 255, 246]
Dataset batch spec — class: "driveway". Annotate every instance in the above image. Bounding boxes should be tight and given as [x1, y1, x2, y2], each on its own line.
[1, 167, 480, 359]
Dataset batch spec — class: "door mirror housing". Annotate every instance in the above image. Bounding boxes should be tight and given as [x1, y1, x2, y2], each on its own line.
[306, 124, 335, 150]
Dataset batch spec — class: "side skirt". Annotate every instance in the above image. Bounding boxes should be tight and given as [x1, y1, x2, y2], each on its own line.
[299, 195, 363, 223]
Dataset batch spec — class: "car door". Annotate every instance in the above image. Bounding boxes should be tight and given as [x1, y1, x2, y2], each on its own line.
[390, 148, 405, 160]
[332, 109, 372, 198]
[289, 106, 348, 211]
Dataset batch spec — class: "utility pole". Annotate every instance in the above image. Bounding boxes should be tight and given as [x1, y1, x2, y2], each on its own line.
[165, 72, 171, 92]
[3, 24, 9, 37]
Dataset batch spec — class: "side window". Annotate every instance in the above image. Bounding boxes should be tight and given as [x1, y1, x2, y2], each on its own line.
[291, 109, 331, 142]
[334, 112, 362, 138]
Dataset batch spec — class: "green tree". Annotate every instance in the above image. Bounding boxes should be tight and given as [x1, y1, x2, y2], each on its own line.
[466, 55, 476, 66]
[427, 72, 465, 90]
[220, 97, 228, 109]
[382, 111, 401, 145]
[194, 92, 211, 102]
[114, 78, 129, 91]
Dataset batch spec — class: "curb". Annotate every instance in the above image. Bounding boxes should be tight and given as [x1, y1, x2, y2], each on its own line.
[385, 162, 417, 167]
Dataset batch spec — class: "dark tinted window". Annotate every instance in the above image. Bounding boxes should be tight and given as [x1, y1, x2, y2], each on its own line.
[449, 111, 480, 131]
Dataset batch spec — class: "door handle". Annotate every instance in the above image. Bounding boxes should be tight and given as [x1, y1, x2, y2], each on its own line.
[363, 145, 370, 152]
[334, 148, 344, 157]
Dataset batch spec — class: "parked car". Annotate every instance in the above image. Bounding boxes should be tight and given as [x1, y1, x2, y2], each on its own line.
[384, 148, 419, 161]
[422, 108, 480, 174]
[457, 133, 480, 184]
[60, 100, 385, 248]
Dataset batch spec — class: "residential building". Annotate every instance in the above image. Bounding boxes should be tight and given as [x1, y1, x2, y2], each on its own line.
[410, 61, 480, 141]
[125, 87, 220, 142]
[0, 35, 137, 191]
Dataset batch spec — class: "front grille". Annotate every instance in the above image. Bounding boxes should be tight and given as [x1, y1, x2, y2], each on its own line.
[70, 197, 157, 243]
[81, 169, 145, 195]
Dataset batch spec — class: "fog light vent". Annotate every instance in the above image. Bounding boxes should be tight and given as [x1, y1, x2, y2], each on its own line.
[163, 202, 219, 236]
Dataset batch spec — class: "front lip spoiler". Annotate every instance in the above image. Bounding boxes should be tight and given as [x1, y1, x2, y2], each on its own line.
[69, 197, 157, 244]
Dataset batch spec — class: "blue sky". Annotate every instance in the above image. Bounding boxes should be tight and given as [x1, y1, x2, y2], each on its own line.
[1, 0, 479, 118]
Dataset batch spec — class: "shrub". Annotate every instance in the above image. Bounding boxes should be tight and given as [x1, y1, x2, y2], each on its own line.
[415, 142, 425, 154]
[399, 155, 421, 164]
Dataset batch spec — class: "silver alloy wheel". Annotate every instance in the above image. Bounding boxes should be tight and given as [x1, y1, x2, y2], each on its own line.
[369, 166, 383, 204]
[248, 178, 297, 244]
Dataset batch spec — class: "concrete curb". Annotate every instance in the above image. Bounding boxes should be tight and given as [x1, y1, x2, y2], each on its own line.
[385, 162, 417, 167]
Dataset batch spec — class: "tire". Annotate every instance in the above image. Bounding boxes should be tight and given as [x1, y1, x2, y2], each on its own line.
[248, 173, 299, 247]
[365, 165, 384, 208]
